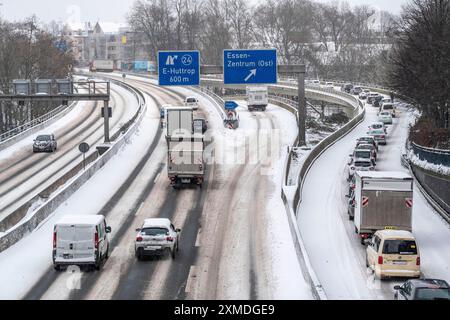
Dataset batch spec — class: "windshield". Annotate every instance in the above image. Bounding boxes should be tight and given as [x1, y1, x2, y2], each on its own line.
[359, 138, 373, 143]
[355, 151, 370, 158]
[415, 288, 450, 300]
[370, 130, 384, 135]
[355, 161, 371, 167]
[141, 228, 168, 236]
[186, 98, 196, 103]
[382, 240, 417, 255]
[380, 112, 390, 116]
[372, 124, 383, 129]
[36, 135, 51, 141]
[383, 104, 394, 110]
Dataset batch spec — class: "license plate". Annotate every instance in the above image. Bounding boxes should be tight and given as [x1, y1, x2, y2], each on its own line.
[181, 179, 190, 183]
[393, 261, 407, 265]
[145, 246, 161, 251]
[63, 253, 73, 259]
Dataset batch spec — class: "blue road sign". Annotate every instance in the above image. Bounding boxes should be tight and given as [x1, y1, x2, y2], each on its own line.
[224, 101, 239, 110]
[158, 51, 200, 86]
[223, 49, 277, 85]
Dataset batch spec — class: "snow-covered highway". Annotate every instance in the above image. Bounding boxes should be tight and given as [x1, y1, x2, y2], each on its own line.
[297, 98, 450, 299]
[0, 75, 311, 300]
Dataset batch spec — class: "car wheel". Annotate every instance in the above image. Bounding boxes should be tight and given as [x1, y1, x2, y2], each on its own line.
[105, 245, 109, 260]
[176, 241, 179, 252]
[171, 249, 176, 260]
[136, 248, 143, 261]
[54, 264, 61, 271]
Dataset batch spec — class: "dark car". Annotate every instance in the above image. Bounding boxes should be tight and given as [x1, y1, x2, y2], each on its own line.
[341, 83, 354, 93]
[373, 95, 384, 108]
[193, 118, 208, 134]
[33, 134, 57, 153]
[351, 86, 363, 95]
[394, 279, 450, 300]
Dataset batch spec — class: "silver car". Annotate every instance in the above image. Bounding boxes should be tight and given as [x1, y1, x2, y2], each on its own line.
[135, 218, 181, 260]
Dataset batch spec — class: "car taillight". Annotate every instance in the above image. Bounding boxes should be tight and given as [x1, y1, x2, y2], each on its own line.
[378, 256, 383, 265]
[166, 236, 174, 242]
[352, 200, 355, 205]
[136, 236, 143, 242]
[351, 184, 355, 189]
[380, 135, 385, 139]
[416, 257, 420, 266]
[53, 231, 57, 249]
[94, 232, 99, 249]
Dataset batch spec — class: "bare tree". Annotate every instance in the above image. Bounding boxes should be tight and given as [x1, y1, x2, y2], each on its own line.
[388, 0, 450, 128]
[225, 0, 254, 48]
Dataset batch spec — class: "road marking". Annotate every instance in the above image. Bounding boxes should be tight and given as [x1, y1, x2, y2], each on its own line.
[185, 265, 197, 293]
[195, 228, 202, 247]
[154, 172, 161, 184]
[135, 202, 145, 216]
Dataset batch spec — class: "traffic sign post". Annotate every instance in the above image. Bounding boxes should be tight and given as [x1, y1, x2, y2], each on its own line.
[79, 142, 90, 171]
[158, 51, 200, 86]
[223, 49, 277, 85]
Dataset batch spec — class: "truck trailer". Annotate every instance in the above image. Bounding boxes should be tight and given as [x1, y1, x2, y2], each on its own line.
[352, 171, 413, 244]
[90, 59, 114, 72]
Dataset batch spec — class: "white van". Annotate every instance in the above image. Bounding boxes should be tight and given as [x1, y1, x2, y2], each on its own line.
[52, 215, 111, 271]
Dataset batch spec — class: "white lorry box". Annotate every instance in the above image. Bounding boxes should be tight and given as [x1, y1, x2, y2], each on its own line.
[52, 215, 111, 270]
[354, 171, 413, 243]
[91, 59, 114, 72]
[167, 137, 204, 188]
[246, 86, 268, 111]
[166, 106, 194, 138]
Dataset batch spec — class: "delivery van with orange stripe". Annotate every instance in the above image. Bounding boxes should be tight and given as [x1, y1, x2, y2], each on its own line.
[353, 171, 413, 245]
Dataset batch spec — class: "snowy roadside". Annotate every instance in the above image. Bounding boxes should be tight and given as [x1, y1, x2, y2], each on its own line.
[0, 94, 159, 299]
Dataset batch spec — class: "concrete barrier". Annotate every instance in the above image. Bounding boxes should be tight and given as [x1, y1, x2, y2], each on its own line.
[0, 79, 146, 253]
[279, 94, 365, 300]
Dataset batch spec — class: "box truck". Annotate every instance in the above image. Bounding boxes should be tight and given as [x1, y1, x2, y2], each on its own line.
[246, 86, 268, 111]
[352, 171, 413, 244]
[165, 106, 204, 188]
[90, 59, 114, 72]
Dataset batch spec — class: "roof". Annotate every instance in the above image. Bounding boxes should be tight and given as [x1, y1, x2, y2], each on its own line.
[375, 229, 415, 239]
[142, 218, 171, 229]
[356, 171, 412, 180]
[57, 215, 104, 225]
[409, 279, 450, 289]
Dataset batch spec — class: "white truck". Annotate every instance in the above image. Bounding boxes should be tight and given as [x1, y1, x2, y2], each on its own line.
[166, 106, 194, 138]
[352, 171, 413, 244]
[166, 106, 204, 188]
[246, 86, 268, 111]
[90, 59, 114, 72]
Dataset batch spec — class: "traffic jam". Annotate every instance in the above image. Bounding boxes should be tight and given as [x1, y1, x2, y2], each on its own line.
[341, 84, 449, 300]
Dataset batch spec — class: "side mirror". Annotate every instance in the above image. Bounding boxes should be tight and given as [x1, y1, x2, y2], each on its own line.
[393, 285, 402, 291]
[345, 195, 350, 198]
[135, 228, 141, 232]
[176, 228, 181, 233]
[106, 226, 112, 233]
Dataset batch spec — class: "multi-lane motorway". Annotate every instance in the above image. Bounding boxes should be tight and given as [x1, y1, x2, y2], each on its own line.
[0, 75, 448, 300]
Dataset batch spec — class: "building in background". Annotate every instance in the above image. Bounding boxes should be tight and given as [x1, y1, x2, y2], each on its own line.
[67, 22, 153, 71]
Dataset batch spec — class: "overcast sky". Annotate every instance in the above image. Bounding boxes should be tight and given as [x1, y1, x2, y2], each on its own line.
[0, 0, 408, 24]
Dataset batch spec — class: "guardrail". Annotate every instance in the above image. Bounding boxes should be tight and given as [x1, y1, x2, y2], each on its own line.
[411, 142, 450, 167]
[0, 77, 147, 253]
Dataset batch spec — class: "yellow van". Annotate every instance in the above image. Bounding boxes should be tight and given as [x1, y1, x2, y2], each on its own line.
[366, 229, 420, 279]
